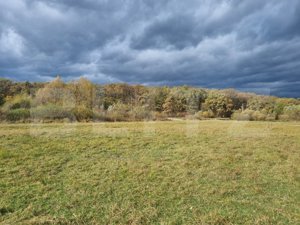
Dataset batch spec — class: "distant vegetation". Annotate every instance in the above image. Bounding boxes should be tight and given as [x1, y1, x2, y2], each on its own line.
[0, 77, 299, 122]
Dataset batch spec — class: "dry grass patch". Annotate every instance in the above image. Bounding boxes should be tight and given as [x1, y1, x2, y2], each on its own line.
[0, 121, 299, 224]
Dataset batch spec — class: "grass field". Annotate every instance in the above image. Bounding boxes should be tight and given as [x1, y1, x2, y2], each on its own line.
[0, 121, 299, 224]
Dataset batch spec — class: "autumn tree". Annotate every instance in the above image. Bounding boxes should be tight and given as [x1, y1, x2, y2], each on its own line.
[132, 85, 149, 105]
[152, 87, 170, 112]
[221, 89, 251, 110]
[35, 76, 68, 106]
[203, 91, 234, 117]
[247, 96, 276, 115]
[69, 77, 95, 109]
[2, 76, 300, 122]
[162, 96, 177, 115]
[103, 83, 135, 109]
[186, 88, 207, 114]
[162, 87, 188, 116]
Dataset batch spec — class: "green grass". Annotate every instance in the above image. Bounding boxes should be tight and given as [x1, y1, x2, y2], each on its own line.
[0, 121, 299, 224]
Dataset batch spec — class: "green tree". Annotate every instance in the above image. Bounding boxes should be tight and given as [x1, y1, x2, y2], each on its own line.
[0, 78, 13, 105]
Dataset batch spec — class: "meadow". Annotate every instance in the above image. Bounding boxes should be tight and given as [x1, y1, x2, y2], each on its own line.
[0, 121, 299, 224]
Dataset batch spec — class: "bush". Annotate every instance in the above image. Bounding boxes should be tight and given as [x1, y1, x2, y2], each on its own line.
[107, 103, 130, 121]
[6, 109, 30, 122]
[129, 106, 152, 121]
[0, 109, 4, 121]
[278, 114, 290, 121]
[196, 110, 215, 119]
[10, 99, 31, 110]
[185, 114, 197, 120]
[105, 104, 155, 121]
[0, 95, 4, 106]
[231, 110, 252, 121]
[3, 94, 31, 111]
[31, 104, 74, 121]
[231, 109, 270, 121]
[152, 112, 168, 121]
[252, 111, 267, 121]
[280, 105, 300, 121]
[203, 92, 233, 118]
[232, 109, 279, 121]
[72, 107, 94, 122]
[265, 114, 276, 121]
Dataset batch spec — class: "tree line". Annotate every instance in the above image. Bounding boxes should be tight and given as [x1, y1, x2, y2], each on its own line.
[0, 77, 299, 122]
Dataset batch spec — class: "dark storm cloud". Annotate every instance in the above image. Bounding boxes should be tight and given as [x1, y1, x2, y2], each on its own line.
[0, 0, 300, 97]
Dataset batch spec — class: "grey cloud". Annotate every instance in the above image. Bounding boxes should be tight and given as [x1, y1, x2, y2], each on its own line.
[130, 15, 200, 50]
[0, 0, 300, 97]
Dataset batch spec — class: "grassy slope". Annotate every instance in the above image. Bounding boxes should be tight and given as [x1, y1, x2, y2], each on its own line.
[0, 121, 299, 224]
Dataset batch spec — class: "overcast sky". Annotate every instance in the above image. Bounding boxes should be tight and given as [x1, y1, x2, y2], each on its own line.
[0, 0, 300, 97]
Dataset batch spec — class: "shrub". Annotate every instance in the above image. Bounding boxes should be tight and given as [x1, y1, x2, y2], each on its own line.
[152, 112, 168, 121]
[6, 109, 30, 122]
[278, 114, 290, 121]
[10, 99, 31, 110]
[185, 114, 196, 120]
[3, 94, 31, 111]
[92, 110, 110, 121]
[0, 96, 4, 106]
[203, 92, 233, 118]
[232, 110, 278, 121]
[196, 111, 215, 119]
[0, 109, 4, 121]
[265, 114, 276, 121]
[129, 106, 152, 121]
[231, 110, 252, 121]
[252, 111, 267, 121]
[107, 103, 130, 121]
[280, 105, 300, 121]
[231, 109, 270, 121]
[31, 104, 74, 121]
[72, 107, 94, 122]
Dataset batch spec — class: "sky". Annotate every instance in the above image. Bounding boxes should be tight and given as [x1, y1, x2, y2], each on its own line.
[0, 0, 300, 97]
